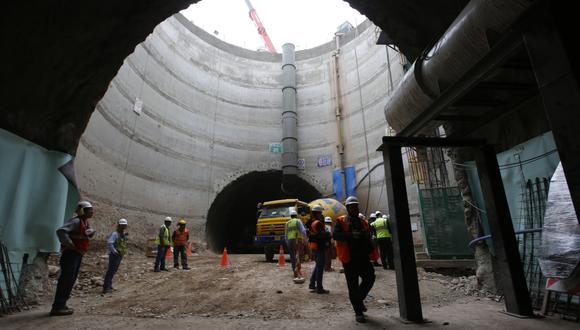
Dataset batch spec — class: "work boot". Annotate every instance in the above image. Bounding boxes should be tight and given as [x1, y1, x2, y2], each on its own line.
[183, 266, 190, 270]
[316, 289, 330, 294]
[174, 264, 179, 269]
[355, 313, 366, 323]
[153, 268, 160, 272]
[160, 268, 169, 271]
[49, 307, 74, 316]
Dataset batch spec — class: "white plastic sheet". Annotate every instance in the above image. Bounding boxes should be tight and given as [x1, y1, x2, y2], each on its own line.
[539, 162, 580, 279]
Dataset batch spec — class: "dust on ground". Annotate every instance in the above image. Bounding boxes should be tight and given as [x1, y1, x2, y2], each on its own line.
[1, 247, 577, 329]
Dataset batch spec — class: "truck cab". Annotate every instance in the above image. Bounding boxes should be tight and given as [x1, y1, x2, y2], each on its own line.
[254, 199, 310, 261]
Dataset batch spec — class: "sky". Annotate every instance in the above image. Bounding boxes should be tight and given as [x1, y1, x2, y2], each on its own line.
[180, 0, 366, 52]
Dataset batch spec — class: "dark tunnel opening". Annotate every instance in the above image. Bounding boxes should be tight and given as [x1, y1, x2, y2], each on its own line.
[205, 170, 321, 253]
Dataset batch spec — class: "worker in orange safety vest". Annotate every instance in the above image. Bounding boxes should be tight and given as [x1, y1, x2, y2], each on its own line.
[333, 196, 378, 323]
[172, 219, 190, 270]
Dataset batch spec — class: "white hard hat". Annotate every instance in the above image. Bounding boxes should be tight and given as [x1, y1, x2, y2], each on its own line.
[369, 212, 377, 218]
[290, 210, 298, 216]
[324, 216, 332, 223]
[375, 211, 382, 216]
[118, 218, 128, 225]
[77, 201, 92, 209]
[164, 216, 172, 223]
[311, 205, 324, 212]
[345, 196, 359, 205]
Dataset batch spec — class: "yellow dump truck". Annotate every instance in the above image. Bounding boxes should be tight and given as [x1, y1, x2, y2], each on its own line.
[254, 198, 346, 261]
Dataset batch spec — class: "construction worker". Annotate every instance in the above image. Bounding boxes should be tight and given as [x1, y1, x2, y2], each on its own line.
[172, 219, 190, 270]
[154, 216, 172, 272]
[50, 201, 96, 316]
[285, 210, 307, 280]
[333, 196, 377, 323]
[372, 211, 394, 270]
[103, 218, 128, 294]
[368, 213, 381, 267]
[324, 216, 335, 272]
[308, 205, 330, 294]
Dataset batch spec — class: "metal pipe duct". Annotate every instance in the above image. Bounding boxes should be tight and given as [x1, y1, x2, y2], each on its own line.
[384, 0, 533, 134]
[281, 43, 298, 191]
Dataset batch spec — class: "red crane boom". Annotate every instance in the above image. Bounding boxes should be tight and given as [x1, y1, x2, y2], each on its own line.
[244, 0, 277, 53]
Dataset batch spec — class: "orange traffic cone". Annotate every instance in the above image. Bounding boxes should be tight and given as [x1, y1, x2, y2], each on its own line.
[187, 242, 193, 257]
[165, 246, 172, 259]
[278, 245, 285, 267]
[220, 247, 229, 267]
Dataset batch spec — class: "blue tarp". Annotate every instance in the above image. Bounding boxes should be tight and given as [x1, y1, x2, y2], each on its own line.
[345, 166, 356, 198]
[332, 168, 345, 201]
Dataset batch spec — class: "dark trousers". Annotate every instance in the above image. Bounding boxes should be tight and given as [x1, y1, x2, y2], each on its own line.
[309, 248, 326, 290]
[173, 245, 188, 268]
[343, 258, 376, 315]
[52, 249, 83, 309]
[154, 245, 168, 270]
[103, 253, 123, 290]
[377, 237, 394, 269]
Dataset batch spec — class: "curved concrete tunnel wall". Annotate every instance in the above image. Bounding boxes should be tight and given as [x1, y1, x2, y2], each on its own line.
[75, 14, 410, 249]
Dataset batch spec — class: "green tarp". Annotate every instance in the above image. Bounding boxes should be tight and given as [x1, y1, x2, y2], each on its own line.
[466, 131, 560, 246]
[0, 129, 79, 291]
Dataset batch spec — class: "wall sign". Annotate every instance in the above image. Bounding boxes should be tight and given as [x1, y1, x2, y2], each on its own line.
[268, 143, 282, 153]
[297, 158, 305, 170]
[133, 98, 143, 115]
[317, 155, 332, 167]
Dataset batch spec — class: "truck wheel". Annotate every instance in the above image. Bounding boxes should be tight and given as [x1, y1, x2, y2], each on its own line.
[265, 247, 274, 262]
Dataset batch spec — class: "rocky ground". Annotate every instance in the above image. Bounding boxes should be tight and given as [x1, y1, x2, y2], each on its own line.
[1, 245, 577, 329]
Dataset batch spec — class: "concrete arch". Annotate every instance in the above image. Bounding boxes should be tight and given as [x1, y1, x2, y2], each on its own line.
[205, 170, 321, 252]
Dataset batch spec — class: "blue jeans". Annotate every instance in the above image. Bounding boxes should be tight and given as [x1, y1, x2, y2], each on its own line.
[154, 245, 168, 270]
[309, 248, 326, 290]
[52, 249, 83, 309]
[103, 253, 123, 290]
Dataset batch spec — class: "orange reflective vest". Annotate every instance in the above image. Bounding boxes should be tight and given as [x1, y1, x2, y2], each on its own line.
[309, 220, 323, 251]
[172, 228, 189, 247]
[335, 215, 379, 264]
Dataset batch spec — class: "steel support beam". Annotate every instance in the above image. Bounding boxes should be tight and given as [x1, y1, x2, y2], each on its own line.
[523, 1, 580, 224]
[474, 145, 533, 316]
[380, 142, 423, 322]
[379, 137, 533, 317]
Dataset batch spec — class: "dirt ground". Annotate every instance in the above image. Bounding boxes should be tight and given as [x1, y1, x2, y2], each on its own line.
[0, 247, 577, 329]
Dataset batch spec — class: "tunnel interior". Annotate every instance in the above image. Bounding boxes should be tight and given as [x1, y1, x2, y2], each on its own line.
[206, 170, 321, 252]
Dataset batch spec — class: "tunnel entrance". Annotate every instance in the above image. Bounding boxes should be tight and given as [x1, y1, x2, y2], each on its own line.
[206, 170, 321, 252]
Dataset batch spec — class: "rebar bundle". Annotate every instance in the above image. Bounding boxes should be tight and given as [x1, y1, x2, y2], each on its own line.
[0, 241, 28, 315]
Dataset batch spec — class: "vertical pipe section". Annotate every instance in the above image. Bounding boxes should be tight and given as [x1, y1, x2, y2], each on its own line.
[281, 43, 298, 192]
[332, 34, 346, 199]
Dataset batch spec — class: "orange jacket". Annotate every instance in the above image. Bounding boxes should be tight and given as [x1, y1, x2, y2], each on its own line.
[172, 228, 189, 246]
[334, 215, 378, 264]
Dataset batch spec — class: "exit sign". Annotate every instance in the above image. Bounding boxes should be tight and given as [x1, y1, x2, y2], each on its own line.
[269, 143, 283, 153]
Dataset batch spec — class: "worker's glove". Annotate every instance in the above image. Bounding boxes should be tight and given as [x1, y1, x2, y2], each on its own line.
[85, 228, 96, 238]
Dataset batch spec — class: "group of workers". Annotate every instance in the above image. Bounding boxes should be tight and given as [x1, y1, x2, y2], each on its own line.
[49, 197, 390, 323]
[285, 196, 393, 323]
[153, 216, 190, 272]
[50, 200, 191, 317]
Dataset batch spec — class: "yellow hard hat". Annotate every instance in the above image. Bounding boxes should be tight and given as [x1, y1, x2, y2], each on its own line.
[178, 219, 187, 225]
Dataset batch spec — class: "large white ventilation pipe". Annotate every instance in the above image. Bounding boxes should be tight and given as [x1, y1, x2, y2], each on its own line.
[384, 0, 533, 134]
[281, 43, 298, 191]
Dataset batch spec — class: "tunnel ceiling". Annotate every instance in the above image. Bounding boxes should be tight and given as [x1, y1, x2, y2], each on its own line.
[1, 0, 466, 154]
